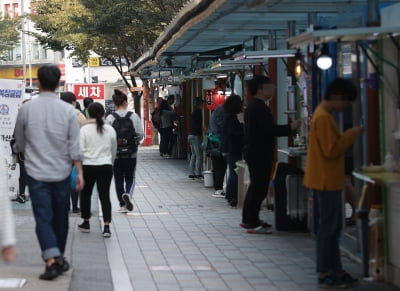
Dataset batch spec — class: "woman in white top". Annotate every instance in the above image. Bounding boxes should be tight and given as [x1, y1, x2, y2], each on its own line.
[0, 147, 16, 262]
[78, 102, 117, 237]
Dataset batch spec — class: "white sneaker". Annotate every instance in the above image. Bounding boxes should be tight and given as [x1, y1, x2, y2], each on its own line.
[119, 206, 128, 213]
[212, 190, 225, 198]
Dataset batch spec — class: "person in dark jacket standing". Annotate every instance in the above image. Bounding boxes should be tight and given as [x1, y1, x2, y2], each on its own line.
[241, 75, 301, 234]
[208, 104, 227, 197]
[221, 95, 244, 207]
[188, 97, 204, 179]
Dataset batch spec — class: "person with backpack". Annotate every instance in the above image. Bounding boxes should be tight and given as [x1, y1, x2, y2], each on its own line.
[106, 89, 144, 213]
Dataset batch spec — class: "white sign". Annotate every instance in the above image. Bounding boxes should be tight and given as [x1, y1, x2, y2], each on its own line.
[0, 79, 24, 198]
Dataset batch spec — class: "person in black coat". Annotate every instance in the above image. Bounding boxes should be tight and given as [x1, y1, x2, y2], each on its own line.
[221, 95, 244, 207]
[241, 75, 301, 233]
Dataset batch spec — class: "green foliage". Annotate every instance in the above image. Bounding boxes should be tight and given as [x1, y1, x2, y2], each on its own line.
[30, 0, 185, 71]
[0, 15, 20, 59]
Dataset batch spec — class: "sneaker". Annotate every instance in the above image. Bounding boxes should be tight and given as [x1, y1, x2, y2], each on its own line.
[318, 274, 347, 289]
[212, 190, 225, 198]
[39, 262, 60, 280]
[78, 221, 90, 233]
[195, 175, 203, 180]
[163, 154, 171, 159]
[188, 175, 196, 180]
[103, 225, 111, 238]
[55, 257, 70, 273]
[119, 206, 128, 213]
[12, 194, 25, 204]
[72, 208, 80, 214]
[240, 220, 272, 229]
[122, 193, 134, 211]
[247, 226, 273, 235]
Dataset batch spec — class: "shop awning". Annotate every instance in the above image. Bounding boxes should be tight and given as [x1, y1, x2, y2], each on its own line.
[131, 0, 400, 77]
[288, 26, 400, 48]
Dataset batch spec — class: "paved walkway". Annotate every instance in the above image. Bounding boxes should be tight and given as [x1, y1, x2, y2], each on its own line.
[1, 146, 399, 291]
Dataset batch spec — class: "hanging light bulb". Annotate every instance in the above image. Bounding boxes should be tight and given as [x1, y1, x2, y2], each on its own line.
[316, 43, 333, 70]
[295, 60, 302, 77]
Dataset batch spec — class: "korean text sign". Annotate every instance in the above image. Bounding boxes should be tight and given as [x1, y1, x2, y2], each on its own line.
[73, 83, 105, 100]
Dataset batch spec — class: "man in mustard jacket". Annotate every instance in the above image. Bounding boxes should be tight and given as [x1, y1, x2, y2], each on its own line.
[304, 78, 363, 288]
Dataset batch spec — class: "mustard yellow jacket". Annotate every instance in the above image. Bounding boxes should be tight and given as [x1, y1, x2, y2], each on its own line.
[303, 105, 358, 191]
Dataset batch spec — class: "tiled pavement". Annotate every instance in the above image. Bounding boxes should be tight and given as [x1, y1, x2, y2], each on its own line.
[1, 146, 399, 291]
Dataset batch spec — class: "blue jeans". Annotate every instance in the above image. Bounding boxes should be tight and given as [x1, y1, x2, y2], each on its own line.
[225, 153, 241, 201]
[26, 174, 70, 261]
[188, 135, 202, 176]
[113, 157, 137, 207]
[314, 189, 343, 274]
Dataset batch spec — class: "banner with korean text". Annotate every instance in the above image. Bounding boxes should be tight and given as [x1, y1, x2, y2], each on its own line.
[0, 79, 24, 198]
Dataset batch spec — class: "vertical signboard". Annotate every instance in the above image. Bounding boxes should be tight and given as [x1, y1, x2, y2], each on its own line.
[0, 79, 24, 198]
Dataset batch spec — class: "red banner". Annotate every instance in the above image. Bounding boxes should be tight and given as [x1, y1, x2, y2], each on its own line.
[144, 120, 152, 146]
[73, 84, 105, 100]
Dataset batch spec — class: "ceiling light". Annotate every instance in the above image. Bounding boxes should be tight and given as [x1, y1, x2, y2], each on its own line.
[316, 44, 332, 70]
[295, 60, 302, 77]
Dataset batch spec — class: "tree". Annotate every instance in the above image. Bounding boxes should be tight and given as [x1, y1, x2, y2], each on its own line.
[0, 15, 20, 60]
[29, 0, 185, 116]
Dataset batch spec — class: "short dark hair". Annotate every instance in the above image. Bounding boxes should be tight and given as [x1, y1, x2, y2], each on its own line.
[248, 75, 270, 96]
[38, 64, 61, 91]
[223, 94, 242, 114]
[83, 97, 94, 108]
[60, 92, 76, 104]
[326, 78, 357, 102]
[112, 89, 127, 107]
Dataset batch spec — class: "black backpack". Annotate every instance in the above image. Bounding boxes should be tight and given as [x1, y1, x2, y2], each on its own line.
[112, 112, 138, 156]
[151, 108, 161, 129]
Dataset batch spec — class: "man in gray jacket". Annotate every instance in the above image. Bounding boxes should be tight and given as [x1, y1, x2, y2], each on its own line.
[14, 64, 84, 280]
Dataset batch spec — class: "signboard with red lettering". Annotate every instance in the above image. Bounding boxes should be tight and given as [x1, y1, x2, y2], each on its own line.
[73, 83, 105, 100]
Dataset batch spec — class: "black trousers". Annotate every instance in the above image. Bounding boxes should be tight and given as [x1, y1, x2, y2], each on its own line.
[80, 164, 113, 223]
[159, 126, 174, 155]
[211, 154, 227, 190]
[242, 157, 272, 227]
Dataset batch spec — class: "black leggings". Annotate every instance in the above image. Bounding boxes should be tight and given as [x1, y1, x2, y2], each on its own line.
[80, 164, 113, 223]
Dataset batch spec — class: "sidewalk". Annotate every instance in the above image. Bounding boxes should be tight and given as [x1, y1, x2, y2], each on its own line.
[1, 145, 399, 291]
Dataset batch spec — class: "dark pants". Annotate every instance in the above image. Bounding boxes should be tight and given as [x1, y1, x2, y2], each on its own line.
[314, 189, 343, 274]
[225, 153, 241, 201]
[70, 190, 80, 210]
[242, 157, 272, 227]
[80, 165, 113, 223]
[18, 159, 27, 194]
[113, 157, 137, 207]
[159, 126, 174, 155]
[26, 174, 70, 261]
[211, 154, 227, 190]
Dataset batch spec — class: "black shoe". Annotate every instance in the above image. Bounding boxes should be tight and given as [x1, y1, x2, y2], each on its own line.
[122, 193, 134, 211]
[56, 257, 70, 273]
[188, 175, 196, 180]
[103, 225, 111, 238]
[39, 262, 60, 280]
[72, 208, 80, 214]
[78, 221, 90, 233]
[12, 195, 25, 204]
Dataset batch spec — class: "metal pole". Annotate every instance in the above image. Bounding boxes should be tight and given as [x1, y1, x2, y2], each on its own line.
[21, 0, 26, 88]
